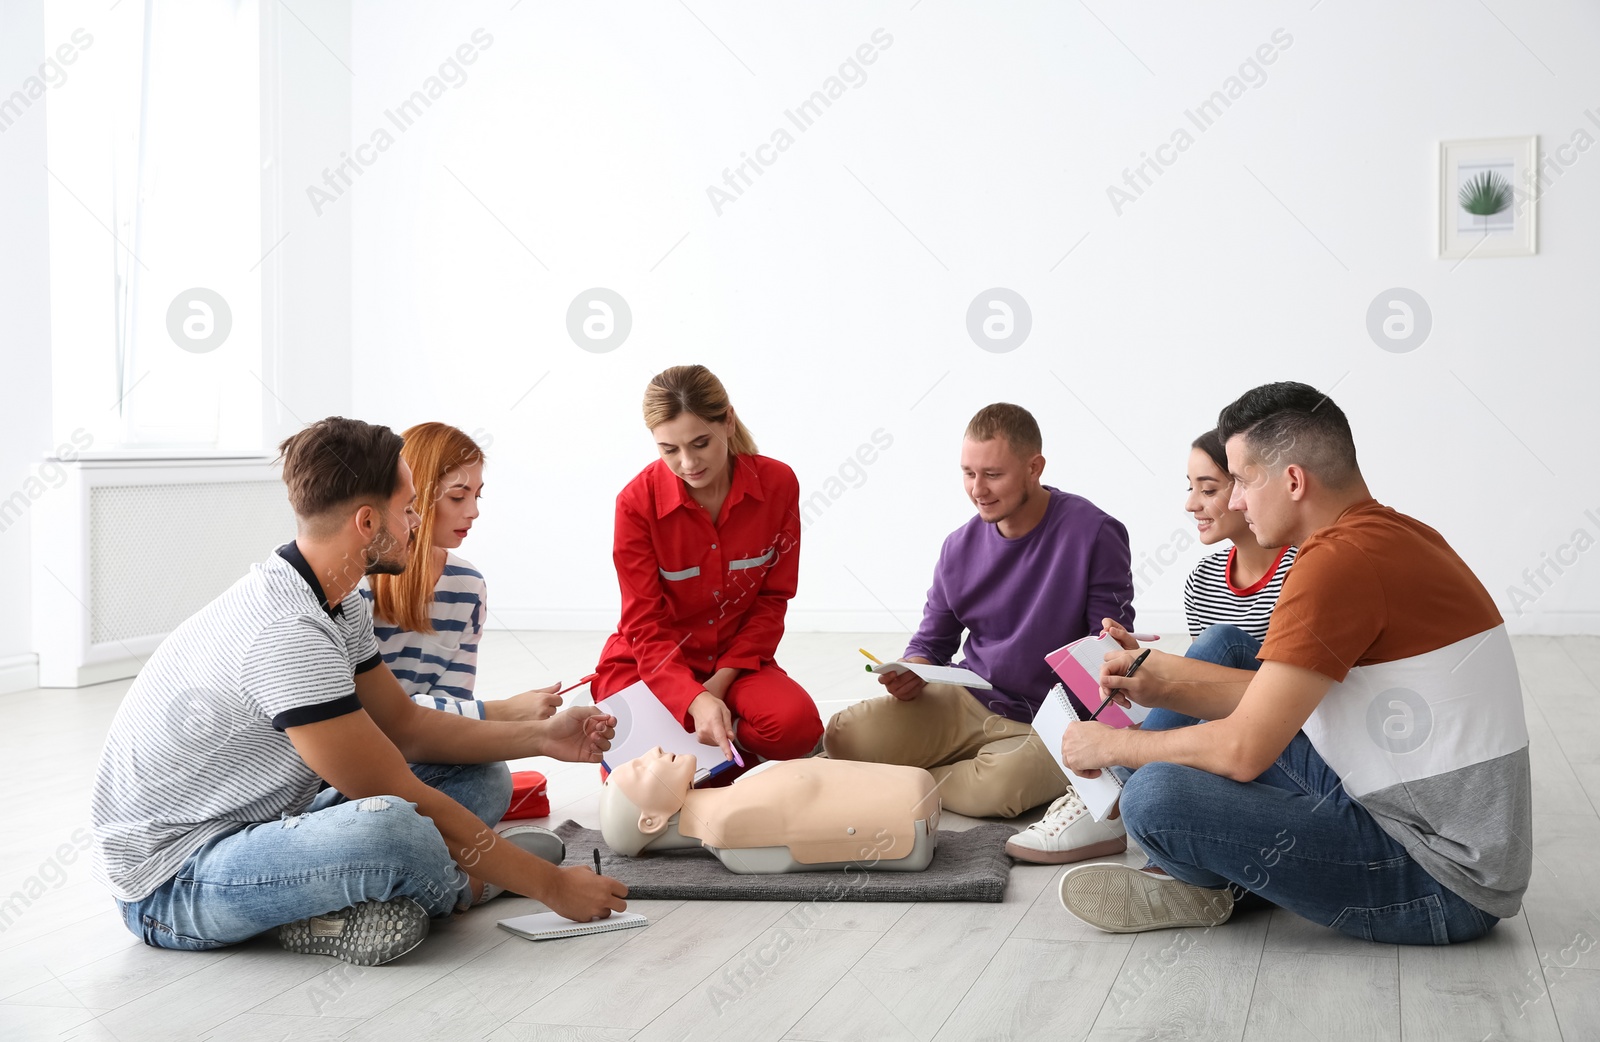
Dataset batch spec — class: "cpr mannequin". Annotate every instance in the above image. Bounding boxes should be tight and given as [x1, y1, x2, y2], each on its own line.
[599, 748, 941, 873]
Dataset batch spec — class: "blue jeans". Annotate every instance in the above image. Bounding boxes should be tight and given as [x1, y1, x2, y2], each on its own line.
[1120, 736, 1498, 945]
[1185, 622, 1263, 670]
[1137, 624, 1261, 733]
[119, 761, 513, 951]
[1116, 626, 1497, 945]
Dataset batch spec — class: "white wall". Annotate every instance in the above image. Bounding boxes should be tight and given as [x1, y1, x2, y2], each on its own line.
[0, 0, 59, 692]
[23, 0, 1553, 641]
[260, 0, 355, 448]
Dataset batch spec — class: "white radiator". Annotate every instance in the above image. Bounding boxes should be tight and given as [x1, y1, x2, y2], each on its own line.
[32, 456, 295, 688]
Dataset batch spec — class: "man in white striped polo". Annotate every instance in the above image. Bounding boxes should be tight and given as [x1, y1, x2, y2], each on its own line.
[90, 417, 629, 965]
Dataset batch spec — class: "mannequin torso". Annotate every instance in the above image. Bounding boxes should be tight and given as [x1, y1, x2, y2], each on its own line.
[600, 751, 942, 874]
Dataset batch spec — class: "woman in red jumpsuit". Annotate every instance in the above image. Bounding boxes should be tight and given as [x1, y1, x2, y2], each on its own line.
[592, 365, 823, 765]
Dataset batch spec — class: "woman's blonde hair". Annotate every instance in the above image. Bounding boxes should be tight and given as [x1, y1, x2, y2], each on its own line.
[642, 365, 757, 456]
[369, 422, 485, 633]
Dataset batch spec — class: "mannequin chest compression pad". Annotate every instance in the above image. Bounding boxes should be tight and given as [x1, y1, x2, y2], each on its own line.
[677, 759, 940, 865]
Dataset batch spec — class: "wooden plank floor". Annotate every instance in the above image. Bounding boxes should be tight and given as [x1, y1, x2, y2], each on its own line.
[1, 631, 1594, 1042]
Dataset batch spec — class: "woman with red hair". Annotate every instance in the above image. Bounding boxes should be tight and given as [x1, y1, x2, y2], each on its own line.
[366, 422, 560, 722]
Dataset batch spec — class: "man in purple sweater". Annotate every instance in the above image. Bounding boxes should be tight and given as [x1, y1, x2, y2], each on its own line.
[825, 404, 1136, 856]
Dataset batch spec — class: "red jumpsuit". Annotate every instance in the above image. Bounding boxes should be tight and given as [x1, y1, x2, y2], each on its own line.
[592, 454, 823, 760]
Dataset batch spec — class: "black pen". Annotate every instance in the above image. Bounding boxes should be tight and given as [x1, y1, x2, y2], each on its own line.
[1090, 648, 1150, 721]
[593, 847, 602, 874]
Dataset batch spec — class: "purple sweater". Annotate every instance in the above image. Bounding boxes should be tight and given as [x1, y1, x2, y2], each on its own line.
[905, 487, 1135, 722]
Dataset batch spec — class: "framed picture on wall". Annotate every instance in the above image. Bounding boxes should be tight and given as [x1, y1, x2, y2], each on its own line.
[1438, 136, 1538, 259]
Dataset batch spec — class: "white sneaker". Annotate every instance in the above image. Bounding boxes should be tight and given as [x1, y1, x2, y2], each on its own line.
[1059, 862, 1234, 933]
[1004, 788, 1128, 864]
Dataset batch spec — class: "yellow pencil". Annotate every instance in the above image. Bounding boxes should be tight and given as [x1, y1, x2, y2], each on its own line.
[859, 648, 883, 665]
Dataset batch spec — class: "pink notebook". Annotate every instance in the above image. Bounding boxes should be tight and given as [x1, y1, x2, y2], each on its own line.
[1044, 634, 1146, 728]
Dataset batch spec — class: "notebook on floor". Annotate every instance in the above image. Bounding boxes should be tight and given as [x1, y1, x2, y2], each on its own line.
[497, 910, 648, 941]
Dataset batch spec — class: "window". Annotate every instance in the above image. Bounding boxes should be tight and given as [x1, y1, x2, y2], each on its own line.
[45, 0, 262, 452]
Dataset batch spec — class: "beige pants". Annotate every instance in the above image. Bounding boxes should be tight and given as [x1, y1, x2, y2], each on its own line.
[823, 683, 1068, 819]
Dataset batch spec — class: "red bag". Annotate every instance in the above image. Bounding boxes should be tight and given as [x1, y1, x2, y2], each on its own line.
[504, 770, 549, 819]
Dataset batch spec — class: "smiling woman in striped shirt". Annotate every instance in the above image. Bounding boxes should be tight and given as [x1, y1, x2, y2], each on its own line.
[1175, 427, 1297, 669]
[366, 422, 562, 722]
[1101, 429, 1298, 739]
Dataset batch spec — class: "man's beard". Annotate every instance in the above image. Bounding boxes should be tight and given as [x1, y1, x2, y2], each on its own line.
[363, 519, 411, 576]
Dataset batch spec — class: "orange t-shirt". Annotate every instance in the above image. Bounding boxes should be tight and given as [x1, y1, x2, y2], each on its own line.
[1260, 499, 1502, 681]
[1257, 498, 1531, 919]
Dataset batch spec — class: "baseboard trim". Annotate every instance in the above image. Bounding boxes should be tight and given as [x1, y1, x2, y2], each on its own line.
[486, 608, 932, 633]
[1502, 612, 1600, 635]
[485, 608, 1196, 634]
[488, 609, 619, 631]
[0, 654, 40, 695]
[485, 608, 1600, 636]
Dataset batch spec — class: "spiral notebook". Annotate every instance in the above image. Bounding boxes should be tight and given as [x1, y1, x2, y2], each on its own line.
[497, 910, 649, 941]
[1031, 683, 1125, 822]
[1044, 633, 1148, 726]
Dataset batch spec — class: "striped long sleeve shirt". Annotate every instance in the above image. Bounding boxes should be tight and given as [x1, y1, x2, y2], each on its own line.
[361, 553, 488, 718]
[1180, 545, 1297, 641]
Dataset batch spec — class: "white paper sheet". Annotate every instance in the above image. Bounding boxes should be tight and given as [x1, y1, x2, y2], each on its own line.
[600, 679, 734, 783]
[869, 661, 994, 690]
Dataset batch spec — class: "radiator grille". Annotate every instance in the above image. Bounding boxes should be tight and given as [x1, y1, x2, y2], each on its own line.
[89, 482, 295, 644]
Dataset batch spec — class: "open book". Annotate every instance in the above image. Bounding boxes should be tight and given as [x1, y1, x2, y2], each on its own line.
[600, 680, 738, 785]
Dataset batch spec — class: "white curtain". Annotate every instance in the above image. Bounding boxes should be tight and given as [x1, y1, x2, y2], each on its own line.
[115, 0, 261, 447]
[46, 0, 262, 451]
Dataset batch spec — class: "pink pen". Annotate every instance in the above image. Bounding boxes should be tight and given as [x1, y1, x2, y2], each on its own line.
[1099, 630, 1161, 642]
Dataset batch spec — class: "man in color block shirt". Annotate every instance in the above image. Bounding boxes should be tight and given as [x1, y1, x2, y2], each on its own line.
[1059, 382, 1529, 945]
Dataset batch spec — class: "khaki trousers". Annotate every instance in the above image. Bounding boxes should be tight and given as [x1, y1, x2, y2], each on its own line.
[822, 683, 1068, 819]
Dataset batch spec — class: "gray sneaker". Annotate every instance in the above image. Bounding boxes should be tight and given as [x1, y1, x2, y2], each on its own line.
[498, 823, 566, 864]
[1059, 863, 1234, 933]
[477, 824, 567, 903]
[278, 897, 430, 965]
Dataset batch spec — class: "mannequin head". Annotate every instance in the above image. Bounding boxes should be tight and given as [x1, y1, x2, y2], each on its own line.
[599, 748, 697, 856]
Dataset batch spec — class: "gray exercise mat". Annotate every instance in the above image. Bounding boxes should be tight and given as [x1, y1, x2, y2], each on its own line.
[552, 820, 1016, 903]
